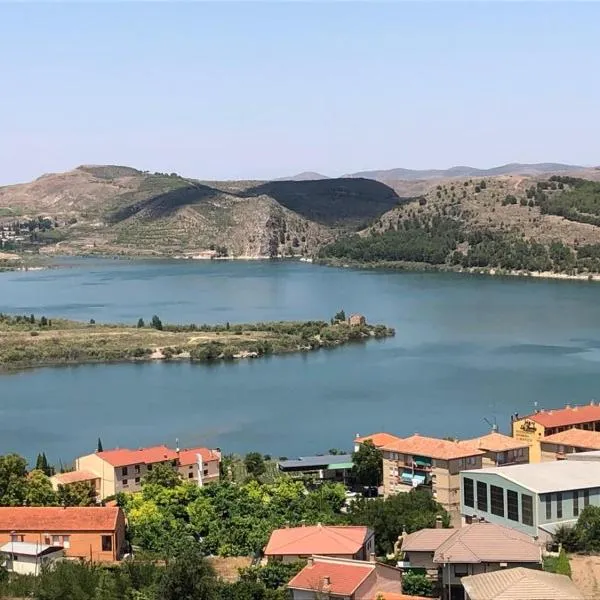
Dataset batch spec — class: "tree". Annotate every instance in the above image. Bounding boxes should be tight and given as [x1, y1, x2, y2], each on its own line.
[352, 439, 382, 487]
[401, 571, 434, 597]
[97, 437, 104, 452]
[57, 481, 97, 506]
[0, 453, 28, 506]
[25, 470, 57, 506]
[137, 318, 145, 328]
[151, 315, 163, 330]
[158, 544, 218, 600]
[40, 316, 48, 327]
[244, 452, 266, 479]
[554, 547, 571, 577]
[333, 310, 346, 322]
[574, 505, 600, 552]
[143, 463, 181, 488]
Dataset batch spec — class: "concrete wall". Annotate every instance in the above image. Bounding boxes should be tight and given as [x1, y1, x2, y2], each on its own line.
[537, 487, 600, 526]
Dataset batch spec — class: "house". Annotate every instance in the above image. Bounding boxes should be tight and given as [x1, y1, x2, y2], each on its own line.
[461, 566, 583, 600]
[278, 454, 354, 483]
[0, 542, 64, 575]
[362, 433, 485, 517]
[75, 444, 220, 498]
[50, 470, 101, 497]
[460, 460, 600, 541]
[355, 433, 404, 451]
[287, 555, 403, 600]
[400, 522, 542, 600]
[348, 314, 366, 327]
[540, 428, 600, 461]
[463, 432, 529, 467]
[511, 401, 600, 462]
[0, 507, 126, 563]
[265, 525, 375, 563]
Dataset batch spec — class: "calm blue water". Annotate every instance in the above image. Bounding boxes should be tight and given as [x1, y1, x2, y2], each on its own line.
[2, 258, 600, 464]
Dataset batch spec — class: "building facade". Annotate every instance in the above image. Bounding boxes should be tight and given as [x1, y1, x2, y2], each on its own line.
[0, 507, 126, 563]
[460, 461, 600, 540]
[540, 429, 600, 462]
[464, 432, 529, 468]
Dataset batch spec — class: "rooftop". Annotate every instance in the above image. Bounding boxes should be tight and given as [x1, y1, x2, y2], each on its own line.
[265, 525, 370, 556]
[278, 454, 354, 470]
[542, 428, 600, 450]
[524, 402, 600, 428]
[384, 434, 485, 461]
[97, 445, 178, 467]
[287, 557, 375, 596]
[375, 594, 432, 600]
[401, 528, 455, 552]
[0, 507, 121, 532]
[465, 432, 529, 453]
[177, 447, 220, 467]
[355, 432, 403, 448]
[51, 470, 99, 485]
[0, 542, 63, 557]
[461, 566, 584, 600]
[464, 460, 600, 494]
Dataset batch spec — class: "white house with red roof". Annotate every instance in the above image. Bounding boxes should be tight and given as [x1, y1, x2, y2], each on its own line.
[74, 443, 221, 498]
[265, 524, 375, 563]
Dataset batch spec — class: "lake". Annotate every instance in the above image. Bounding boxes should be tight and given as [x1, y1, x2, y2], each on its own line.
[2, 258, 600, 464]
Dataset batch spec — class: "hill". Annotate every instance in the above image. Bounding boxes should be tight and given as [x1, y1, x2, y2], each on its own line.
[273, 171, 330, 181]
[0, 166, 402, 258]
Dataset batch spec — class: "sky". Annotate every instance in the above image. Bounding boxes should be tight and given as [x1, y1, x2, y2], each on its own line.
[1, 2, 599, 184]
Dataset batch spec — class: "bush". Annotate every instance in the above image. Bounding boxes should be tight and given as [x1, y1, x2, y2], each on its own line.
[402, 571, 434, 597]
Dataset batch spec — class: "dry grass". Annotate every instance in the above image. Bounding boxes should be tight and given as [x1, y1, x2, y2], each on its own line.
[569, 554, 600, 599]
[207, 556, 253, 582]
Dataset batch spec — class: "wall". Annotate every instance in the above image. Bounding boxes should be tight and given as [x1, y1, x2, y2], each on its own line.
[404, 550, 435, 569]
[439, 561, 542, 588]
[355, 565, 402, 600]
[537, 487, 600, 526]
[511, 418, 546, 463]
[76, 454, 116, 499]
[2, 551, 64, 576]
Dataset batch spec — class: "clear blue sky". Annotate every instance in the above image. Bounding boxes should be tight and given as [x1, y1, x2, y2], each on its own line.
[1, 2, 599, 184]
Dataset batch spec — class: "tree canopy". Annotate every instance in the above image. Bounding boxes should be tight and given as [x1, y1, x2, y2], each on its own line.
[352, 440, 382, 487]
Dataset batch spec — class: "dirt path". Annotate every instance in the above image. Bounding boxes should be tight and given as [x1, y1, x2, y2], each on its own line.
[570, 554, 600, 599]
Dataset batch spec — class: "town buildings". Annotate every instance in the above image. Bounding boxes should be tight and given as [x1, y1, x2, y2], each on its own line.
[0, 542, 64, 575]
[461, 567, 583, 600]
[463, 432, 529, 467]
[0, 507, 126, 563]
[460, 460, 600, 540]
[73, 444, 220, 499]
[278, 454, 354, 483]
[287, 556, 403, 600]
[511, 402, 600, 462]
[400, 522, 541, 600]
[540, 428, 600, 461]
[265, 525, 375, 563]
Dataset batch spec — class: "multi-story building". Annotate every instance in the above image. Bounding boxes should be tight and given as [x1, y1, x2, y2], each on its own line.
[511, 401, 600, 462]
[460, 460, 600, 541]
[0, 507, 126, 563]
[540, 428, 600, 461]
[463, 432, 529, 467]
[265, 525, 375, 563]
[74, 444, 220, 499]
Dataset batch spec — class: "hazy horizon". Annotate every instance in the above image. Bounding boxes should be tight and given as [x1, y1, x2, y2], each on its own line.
[1, 2, 599, 185]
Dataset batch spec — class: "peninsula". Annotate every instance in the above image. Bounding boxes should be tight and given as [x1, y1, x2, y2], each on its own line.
[0, 313, 394, 371]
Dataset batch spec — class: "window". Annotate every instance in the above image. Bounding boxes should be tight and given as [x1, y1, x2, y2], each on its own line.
[135, 465, 140, 474]
[522, 494, 534, 526]
[147, 464, 153, 471]
[188, 473, 194, 479]
[122, 479, 128, 486]
[490, 485, 505, 517]
[203, 469, 209, 476]
[454, 565, 469, 577]
[463, 478, 474, 508]
[135, 477, 140, 484]
[545, 494, 552, 520]
[121, 467, 128, 476]
[189, 465, 193, 470]
[584, 489, 590, 507]
[477, 481, 488, 512]
[62, 535, 70, 549]
[10, 534, 24, 543]
[101, 536, 113, 552]
[574, 491, 580, 517]
[507, 490, 519, 521]
[517, 448, 524, 457]
[171, 460, 177, 467]
[44, 536, 51, 545]
[556, 492, 563, 519]
[52, 535, 60, 545]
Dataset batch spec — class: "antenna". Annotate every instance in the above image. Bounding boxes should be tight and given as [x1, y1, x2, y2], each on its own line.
[483, 417, 498, 433]
[175, 438, 180, 453]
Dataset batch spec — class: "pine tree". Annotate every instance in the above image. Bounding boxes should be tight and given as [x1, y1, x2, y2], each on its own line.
[97, 437, 103, 453]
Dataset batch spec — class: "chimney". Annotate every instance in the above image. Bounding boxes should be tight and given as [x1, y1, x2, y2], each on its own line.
[369, 552, 376, 563]
[307, 557, 314, 567]
[591, 400, 596, 406]
[435, 515, 443, 529]
[322, 576, 331, 592]
[565, 403, 571, 409]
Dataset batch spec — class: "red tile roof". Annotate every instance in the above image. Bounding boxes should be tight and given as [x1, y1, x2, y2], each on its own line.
[265, 525, 370, 556]
[288, 559, 374, 595]
[51, 470, 99, 485]
[178, 447, 220, 467]
[526, 403, 600, 428]
[0, 507, 121, 532]
[376, 594, 433, 600]
[384, 434, 485, 460]
[97, 445, 177, 467]
[464, 432, 529, 453]
[542, 428, 600, 450]
[355, 432, 403, 448]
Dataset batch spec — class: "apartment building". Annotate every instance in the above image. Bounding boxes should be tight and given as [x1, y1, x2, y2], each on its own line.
[0, 507, 126, 563]
[75, 444, 220, 499]
[511, 401, 600, 462]
[540, 428, 600, 461]
[464, 432, 529, 467]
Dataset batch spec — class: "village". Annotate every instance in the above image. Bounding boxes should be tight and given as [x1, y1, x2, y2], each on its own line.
[2, 402, 600, 599]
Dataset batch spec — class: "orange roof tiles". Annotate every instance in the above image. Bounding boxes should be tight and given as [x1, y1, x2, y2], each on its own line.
[97, 445, 177, 467]
[288, 559, 374, 595]
[542, 428, 600, 450]
[178, 447, 220, 467]
[465, 432, 529, 453]
[375, 594, 433, 600]
[265, 525, 370, 556]
[51, 470, 99, 485]
[0, 507, 121, 532]
[526, 403, 600, 428]
[355, 433, 403, 448]
[384, 434, 485, 460]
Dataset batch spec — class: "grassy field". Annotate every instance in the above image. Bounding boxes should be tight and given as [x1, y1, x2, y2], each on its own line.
[0, 315, 394, 370]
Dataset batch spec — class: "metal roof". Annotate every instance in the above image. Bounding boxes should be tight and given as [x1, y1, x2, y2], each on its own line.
[463, 459, 600, 494]
[0, 542, 63, 557]
[278, 454, 353, 470]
